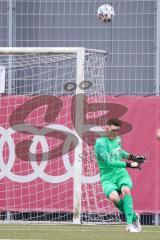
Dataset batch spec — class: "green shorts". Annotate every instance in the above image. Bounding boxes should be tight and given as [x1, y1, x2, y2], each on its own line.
[101, 171, 133, 198]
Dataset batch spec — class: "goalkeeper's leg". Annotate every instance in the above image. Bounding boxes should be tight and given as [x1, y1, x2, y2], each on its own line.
[101, 178, 140, 231]
[108, 191, 137, 220]
[114, 198, 137, 223]
[106, 183, 137, 222]
[116, 173, 140, 226]
[109, 190, 139, 232]
[121, 186, 141, 232]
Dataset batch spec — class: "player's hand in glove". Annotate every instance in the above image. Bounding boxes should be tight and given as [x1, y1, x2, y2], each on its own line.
[126, 162, 142, 170]
[128, 154, 145, 164]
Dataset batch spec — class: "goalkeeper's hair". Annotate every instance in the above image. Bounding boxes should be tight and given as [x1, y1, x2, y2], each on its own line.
[107, 118, 121, 127]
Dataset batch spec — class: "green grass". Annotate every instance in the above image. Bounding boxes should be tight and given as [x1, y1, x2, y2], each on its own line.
[0, 224, 160, 240]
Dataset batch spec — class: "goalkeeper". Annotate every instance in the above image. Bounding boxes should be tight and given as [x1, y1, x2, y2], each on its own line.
[94, 118, 145, 233]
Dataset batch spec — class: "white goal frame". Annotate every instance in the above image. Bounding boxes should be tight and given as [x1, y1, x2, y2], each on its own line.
[0, 47, 107, 224]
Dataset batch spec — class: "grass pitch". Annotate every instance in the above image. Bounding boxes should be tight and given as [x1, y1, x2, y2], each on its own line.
[0, 224, 160, 240]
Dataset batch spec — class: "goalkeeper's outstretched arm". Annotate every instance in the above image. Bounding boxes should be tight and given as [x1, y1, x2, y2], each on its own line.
[95, 143, 141, 169]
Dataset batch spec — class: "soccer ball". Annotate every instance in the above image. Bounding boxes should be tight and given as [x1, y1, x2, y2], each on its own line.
[97, 4, 115, 23]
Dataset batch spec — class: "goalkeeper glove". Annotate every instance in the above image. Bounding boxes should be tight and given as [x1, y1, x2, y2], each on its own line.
[128, 154, 145, 164]
[126, 162, 142, 170]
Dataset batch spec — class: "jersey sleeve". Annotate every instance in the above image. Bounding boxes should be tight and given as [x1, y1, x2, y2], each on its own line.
[121, 149, 130, 159]
[95, 141, 127, 168]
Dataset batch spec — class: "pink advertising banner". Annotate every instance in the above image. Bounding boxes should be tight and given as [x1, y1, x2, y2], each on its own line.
[105, 97, 160, 213]
[0, 95, 159, 213]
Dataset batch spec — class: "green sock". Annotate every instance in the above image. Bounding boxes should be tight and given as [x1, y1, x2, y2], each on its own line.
[115, 199, 124, 212]
[115, 198, 137, 223]
[123, 194, 134, 224]
[132, 212, 137, 222]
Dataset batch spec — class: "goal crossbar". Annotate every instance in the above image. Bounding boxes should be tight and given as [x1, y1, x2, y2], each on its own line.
[0, 47, 107, 55]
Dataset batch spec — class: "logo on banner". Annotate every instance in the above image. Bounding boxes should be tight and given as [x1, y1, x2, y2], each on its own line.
[0, 95, 132, 183]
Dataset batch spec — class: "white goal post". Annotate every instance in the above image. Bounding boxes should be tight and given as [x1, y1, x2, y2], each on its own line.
[0, 47, 119, 224]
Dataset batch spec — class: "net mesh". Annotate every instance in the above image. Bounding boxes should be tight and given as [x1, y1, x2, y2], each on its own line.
[0, 49, 120, 223]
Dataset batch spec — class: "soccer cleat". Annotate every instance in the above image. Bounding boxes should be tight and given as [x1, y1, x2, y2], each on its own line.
[133, 213, 142, 232]
[126, 224, 139, 233]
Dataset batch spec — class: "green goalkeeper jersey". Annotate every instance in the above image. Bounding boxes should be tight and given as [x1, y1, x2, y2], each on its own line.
[94, 136, 129, 179]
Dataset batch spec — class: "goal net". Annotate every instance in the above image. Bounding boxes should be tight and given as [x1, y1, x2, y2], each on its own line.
[0, 47, 120, 224]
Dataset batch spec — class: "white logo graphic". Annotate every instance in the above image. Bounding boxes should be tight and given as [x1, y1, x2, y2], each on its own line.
[0, 124, 101, 184]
